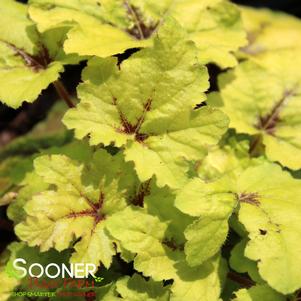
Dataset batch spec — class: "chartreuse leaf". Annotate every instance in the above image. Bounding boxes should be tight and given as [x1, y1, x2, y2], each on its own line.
[106, 206, 226, 301]
[0, 0, 65, 108]
[229, 239, 263, 284]
[29, 0, 246, 67]
[144, 184, 194, 244]
[116, 274, 170, 301]
[237, 163, 301, 294]
[170, 255, 227, 301]
[0, 1, 85, 108]
[105, 206, 173, 280]
[195, 135, 258, 181]
[213, 54, 301, 170]
[175, 177, 237, 266]
[0, 244, 20, 301]
[176, 161, 301, 294]
[28, 0, 148, 57]
[232, 285, 285, 301]
[0, 0, 38, 54]
[7, 171, 49, 224]
[239, 5, 301, 57]
[171, 0, 247, 67]
[184, 218, 230, 267]
[0, 40, 63, 109]
[15, 150, 138, 269]
[0, 242, 71, 301]
[64, 20, 228, 188]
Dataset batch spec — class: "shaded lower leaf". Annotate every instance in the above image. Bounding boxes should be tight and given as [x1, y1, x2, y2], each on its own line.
[233, 285, 285, 301]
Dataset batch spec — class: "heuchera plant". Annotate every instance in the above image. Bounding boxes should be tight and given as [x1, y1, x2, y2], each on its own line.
[0, 0, 301, 300]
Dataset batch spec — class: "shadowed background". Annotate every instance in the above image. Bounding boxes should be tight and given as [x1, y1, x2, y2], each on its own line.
[233, 0, 301, 17]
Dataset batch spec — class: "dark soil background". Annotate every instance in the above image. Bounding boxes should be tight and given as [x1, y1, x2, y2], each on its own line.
[233, 0, 301, 17]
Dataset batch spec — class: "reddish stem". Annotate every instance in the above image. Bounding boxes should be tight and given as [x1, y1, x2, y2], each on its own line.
[227, 271, 255, 288]
[53, 80, 75, 108]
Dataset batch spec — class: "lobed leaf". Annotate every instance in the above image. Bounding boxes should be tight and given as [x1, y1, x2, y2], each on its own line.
[29, 0, 247, 68]
[106, 205, 226, 301]
[64, 20, 228, 188]
[0, 0, 65, 108]
[239, 5, 301, 57]
[175, 177, 237, 266]
[15, 150, 138, 268]
[212, 54, 301, 170]
[176, 160, 301, 294]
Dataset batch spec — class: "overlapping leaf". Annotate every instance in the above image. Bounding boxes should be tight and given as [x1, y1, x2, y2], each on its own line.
[0, 244, 20, 301]
[0, 0, 79, 108]
[177, 161, 301, 294]
[15, 150, 138, 268]
[239, 6, 301, 57]
[0, 0, 60, 107]
[175, 177, 237, 266]
[29, 0, 246, 67]
[116, 274, 170, 301]
[233, 285, 286, 301]
[172, 0, 247, 67]
[0, 242, 71, 301]
[105, 206, 226, 301]
[64, 20, 229, 188]
[0, 43, 63, 108]
[2, 2, 300, 300]
[0, 102, 73, 213]
[229, 239, 262, 284]
[211, 53, 301, 169]
[194, 135, 258, 181]
[237, 164, 301, 294]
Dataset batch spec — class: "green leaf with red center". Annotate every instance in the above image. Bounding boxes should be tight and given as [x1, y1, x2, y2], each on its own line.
[105, 205, 227, 301]
[0, 0, 84, 108]
[15, 150, 139, 268]
[63, 20, 229, 188]
[29, 0, 246, 68]
[239, 6, 301, 57]
[176, 161, 301, 294]
[210, 51, 301, 169]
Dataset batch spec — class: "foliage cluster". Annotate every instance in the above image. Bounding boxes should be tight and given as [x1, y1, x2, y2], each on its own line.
[1, 1, 301, 300]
